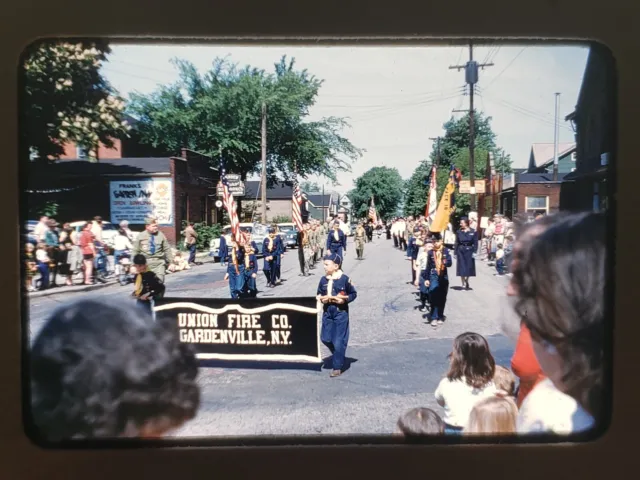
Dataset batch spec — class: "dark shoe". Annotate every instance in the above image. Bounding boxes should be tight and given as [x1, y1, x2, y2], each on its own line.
[330, 369, 342, 378]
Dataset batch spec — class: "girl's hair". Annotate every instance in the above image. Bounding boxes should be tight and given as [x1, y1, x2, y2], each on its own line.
[447, 332, 496, 389]
[511, 211, 606, 419]
[493, 365, 517, 396]
[397, 407, 444, 436]
[465, 396, 518, 435]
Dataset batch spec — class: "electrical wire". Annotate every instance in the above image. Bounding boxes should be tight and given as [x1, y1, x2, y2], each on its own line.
[482, 46, 528, 91]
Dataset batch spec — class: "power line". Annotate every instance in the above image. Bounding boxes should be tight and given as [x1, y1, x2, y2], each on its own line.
[349, 92, 462, 123]
[483, 46, 528, 91]
[479, 88, 573, 126]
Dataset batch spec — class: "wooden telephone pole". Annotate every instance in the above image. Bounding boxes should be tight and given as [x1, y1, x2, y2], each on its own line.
[450, 41, 493, 211]
[261, 102, 267, 223]
[429, 137, 441, 166]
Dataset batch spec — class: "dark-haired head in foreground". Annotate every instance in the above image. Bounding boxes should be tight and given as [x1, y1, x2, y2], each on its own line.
[30, 299, 200, 441]
[397, 407, 445, 436]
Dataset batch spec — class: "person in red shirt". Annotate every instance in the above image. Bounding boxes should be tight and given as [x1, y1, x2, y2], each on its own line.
[511, 323, 546, 407]
[78, 222, 96, 285]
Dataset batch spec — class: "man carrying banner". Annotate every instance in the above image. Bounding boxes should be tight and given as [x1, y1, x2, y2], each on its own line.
[316, 252, 358, 378]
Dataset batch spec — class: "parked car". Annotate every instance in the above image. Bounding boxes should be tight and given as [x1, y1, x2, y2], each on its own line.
[277, 222, 299, 248]
[69, 220, 140, 248]
[209, 223, 268, 260]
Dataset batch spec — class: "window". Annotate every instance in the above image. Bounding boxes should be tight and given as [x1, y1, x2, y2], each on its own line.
[180, 194, 188, 224]
[200, 196, 207, 224]
[76, 145, 88, 159]
[526, 195, 549, 213]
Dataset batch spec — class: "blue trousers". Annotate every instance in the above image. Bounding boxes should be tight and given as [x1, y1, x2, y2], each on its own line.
[188, 244, 197, 264]
[228, 268, 246, 299]
[244, 273, 257, 297]
[321, 309, 350, 371]
[37, 262, 50, 289]
[496, 258, 506, 275]
[263, 259, 278, 285]
[429, 276, 449, 320]
[327, 245, 343, 263]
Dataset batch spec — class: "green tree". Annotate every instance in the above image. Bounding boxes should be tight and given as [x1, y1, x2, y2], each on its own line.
[300, 181, 321, 193]
[22, 40, 129, 161]
[404, 110, 514, 219]
[349, 167, 404, 221]
[128, 56, 362, 184]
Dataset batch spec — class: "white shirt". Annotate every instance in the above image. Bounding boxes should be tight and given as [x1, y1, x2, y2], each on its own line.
[34, 222, 48, 241]
[434, 376, 498, 427]
[113, 234, 133, 251]
[36, 249, 49, 263]
[517, 378, 595, 435]
[416, 248, 429, 271]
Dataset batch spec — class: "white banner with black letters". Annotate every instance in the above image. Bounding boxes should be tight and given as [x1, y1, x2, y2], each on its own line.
[153, 297, 321, 363]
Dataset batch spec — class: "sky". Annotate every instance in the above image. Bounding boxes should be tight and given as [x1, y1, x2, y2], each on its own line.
[101, 43, 589, 193]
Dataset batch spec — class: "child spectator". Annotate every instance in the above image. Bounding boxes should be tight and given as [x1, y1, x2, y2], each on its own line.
[495, 243, 506, 275]
[30, 299, 200, 441]
[24, 243, 38, 292]
[132, 254, 166, 314]
[465, 396, 518, 435]
[316, 252, 357, 378]
[397, 407, 444, 437]
[35, 242, 51, 290]
[434, 332, 498, 434]
[493, 365, 517, 397]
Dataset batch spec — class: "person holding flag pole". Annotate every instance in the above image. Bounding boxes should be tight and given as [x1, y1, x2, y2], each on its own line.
[219, 157, 246, 298]
[422, 166, 459, 326]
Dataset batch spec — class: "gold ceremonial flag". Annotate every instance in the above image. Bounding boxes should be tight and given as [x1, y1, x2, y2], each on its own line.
[429, 167, 458, 233]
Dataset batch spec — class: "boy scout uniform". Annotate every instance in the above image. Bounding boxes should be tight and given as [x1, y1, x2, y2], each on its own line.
[133, 223, 173, 282]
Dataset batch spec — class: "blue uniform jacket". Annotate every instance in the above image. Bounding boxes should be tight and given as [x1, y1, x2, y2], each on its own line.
[263, 236, 279, 258]
[424, 248, 453, 282]
[219, 235, 228, 259]
[317, 272, 357, 316]
[326, 229, 347, 252]
[244, 253, 258, 275]
[226, 247, 246, 274]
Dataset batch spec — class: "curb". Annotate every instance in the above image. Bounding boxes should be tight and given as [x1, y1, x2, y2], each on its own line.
[28, 252, 217, 299]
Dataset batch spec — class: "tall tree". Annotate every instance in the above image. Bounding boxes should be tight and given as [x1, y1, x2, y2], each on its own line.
[404, 110, 513, 218]
[22, 40, 129, 161]
[349, 167, 404, 221]
[300, 181, 321, 193]
[128, 56, 362, 184]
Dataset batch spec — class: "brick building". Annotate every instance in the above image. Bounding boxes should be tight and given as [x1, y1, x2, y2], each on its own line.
[499, 172, 567, 220]
[27, 148, 219, 245]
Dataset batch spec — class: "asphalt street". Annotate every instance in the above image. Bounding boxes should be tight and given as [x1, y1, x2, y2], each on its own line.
[26, 235, 515, 437]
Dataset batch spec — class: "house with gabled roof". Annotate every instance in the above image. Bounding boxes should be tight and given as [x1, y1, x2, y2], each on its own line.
[527, 142, 577, 174]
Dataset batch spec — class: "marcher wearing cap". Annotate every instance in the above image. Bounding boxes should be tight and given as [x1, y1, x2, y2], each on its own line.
[132, 217, 173, 283]
[262, 227, 280, 288]
[422, 232, 452, 326]
[316, 252, 357, 377]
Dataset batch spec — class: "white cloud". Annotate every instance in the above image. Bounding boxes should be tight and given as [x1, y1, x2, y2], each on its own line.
[103, 42, 589, 192]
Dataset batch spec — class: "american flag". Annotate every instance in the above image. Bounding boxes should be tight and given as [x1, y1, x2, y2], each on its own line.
[219, 158, 240, 242]
[292, 179, 304, 231]
[368, 195, 378, 223]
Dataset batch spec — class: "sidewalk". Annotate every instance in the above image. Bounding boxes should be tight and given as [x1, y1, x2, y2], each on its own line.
[28, 252, 216, 299]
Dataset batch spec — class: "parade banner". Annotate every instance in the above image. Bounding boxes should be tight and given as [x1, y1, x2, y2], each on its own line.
[109, 178, 174, 226]
[153, 297, 322, 363]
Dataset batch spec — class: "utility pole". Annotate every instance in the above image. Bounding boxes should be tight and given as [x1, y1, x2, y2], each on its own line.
[261, 102, 267, 223]
[553, 92, 561, 181]
[450, 41, 493, 211]
[321, 184, 325, 222]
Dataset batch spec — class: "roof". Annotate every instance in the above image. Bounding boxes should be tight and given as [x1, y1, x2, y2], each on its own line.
[306, 194, 333, 207]
[530, 143, 576, 169]
[245, 181, 293, 200]
[516, 172, 570, 183]
[48, 157, 172, 175]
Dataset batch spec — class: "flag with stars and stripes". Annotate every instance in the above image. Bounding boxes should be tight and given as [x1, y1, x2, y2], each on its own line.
[219, 158, 241, 242]
[368, 195, 378, 224]
[292, 179, 304, 231]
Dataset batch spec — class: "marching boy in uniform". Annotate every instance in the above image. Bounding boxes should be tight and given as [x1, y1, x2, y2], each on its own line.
[131, 254, 166, 315]
[224, 237, 246, 299]
[316, 253, 358, 378]
[242, 239, 259, 298]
